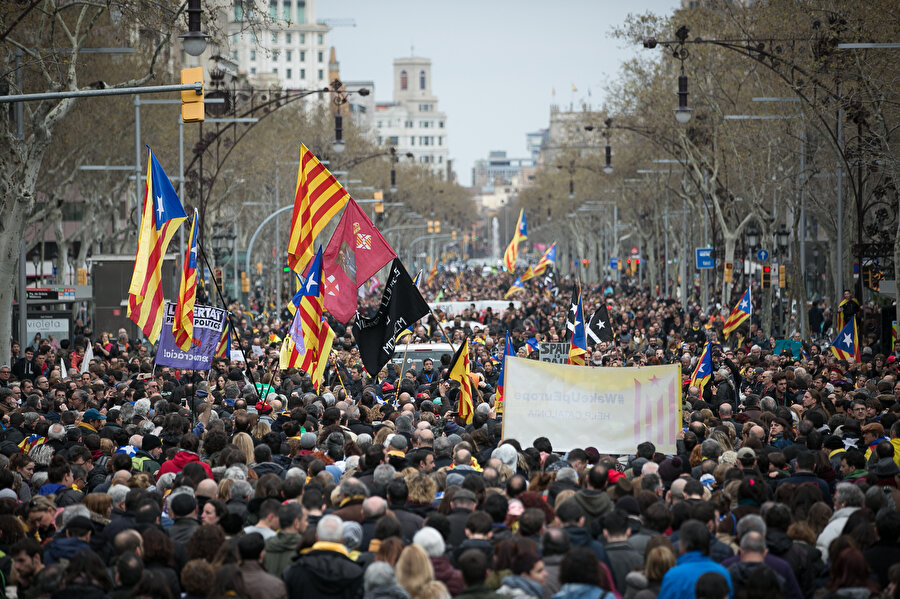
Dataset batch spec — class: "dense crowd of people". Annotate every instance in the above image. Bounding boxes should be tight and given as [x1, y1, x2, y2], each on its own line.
[0, 268, 898, 599]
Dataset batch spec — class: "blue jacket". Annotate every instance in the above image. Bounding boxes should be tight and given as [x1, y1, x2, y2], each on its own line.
[657, 551, 734, 599]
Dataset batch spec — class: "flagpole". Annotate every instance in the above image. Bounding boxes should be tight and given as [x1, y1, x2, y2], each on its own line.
[397, 332, 413, 379]
[429, 308, 457, 354]
[198, 243, 254, 382]
[328, 351, 349, 397]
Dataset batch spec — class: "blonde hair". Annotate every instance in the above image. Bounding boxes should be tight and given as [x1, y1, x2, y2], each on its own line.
[217, 478, 234, 502]
[83, 493, 112, 518]
[232, 432, 254, 464]
[395, 544, 449, 599]
[645, 544, 675, 582]
[252, 420, 271, 439]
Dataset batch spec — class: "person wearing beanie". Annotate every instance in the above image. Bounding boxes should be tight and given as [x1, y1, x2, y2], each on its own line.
[131, 435, 162, 475]
[43, 515, 93, 565]
[387, 434, 408, 471]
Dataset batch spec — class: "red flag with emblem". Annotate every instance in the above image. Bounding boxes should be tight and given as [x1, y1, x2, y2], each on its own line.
[323, 198, 396, 323]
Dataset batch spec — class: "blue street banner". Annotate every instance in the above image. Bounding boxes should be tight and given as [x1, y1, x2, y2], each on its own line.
[156, 303, 227, 370]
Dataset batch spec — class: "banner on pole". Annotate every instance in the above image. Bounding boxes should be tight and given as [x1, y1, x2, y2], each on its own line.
[503, 358, 682, 453]
[538, 342, 568, 364]
[156, 303, 226, 370]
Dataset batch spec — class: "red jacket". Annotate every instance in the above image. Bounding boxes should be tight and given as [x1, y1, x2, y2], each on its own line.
[156, 450, 213, 480]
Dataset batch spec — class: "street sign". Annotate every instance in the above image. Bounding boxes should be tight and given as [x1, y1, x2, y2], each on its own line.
[538, 342, 569, 364]
[610, 257, 619, 270]
[756, 249, 769, 261]
[695, 248, 714, 270]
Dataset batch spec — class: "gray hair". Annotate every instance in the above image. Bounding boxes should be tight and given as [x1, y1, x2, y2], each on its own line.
[107, 484, 129, 507]
[364, 562, 399, 593]
[61, 504, 91, 528]
[396, 414, 413, 434]
[413, 526, 445, 557]
[316, 514, 344, 543]
[119, 403, 135, 423]
[556, 467, 578, 484]
[23, 412, 40, 427]
[344, 455, 360, 475]
[476, 402, 491, 415]
[139, 420, 155, 436]
[835, 482, 865, 508]
[231, 480, 253, 501]
[134, 398, 151, 417]
[700, 439, 722, 460]
[156, 472, 176, 494]
[373, 464, 396, 487]
[48, 423, 66, 441]
[339, 477, 369, 499]
[760, 396, 777, 413]
[434, 437, 451, 458]
[356, 433, 373, 452]
[285, 467, 307, 480]
[736, 514, 767, 539]
[362, 496, 387, 519]
[740, 530, 767, 554]
[492, 444, 518, 470]
[224, 464, 248, 481]
[32, 471, 48, 489]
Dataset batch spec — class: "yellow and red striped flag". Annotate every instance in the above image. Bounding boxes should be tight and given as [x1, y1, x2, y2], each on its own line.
[215, 318, 231, 358]
[427, 260, 438, 287]
[172, 209, 200, 350]
[286, 144, 350, 274]
[449, 338, 474, 424]
[722, 288, 751, 340]
[531, 242, 556, 277]
[503, 209, 527, 272]
[128, 148, 187, 343]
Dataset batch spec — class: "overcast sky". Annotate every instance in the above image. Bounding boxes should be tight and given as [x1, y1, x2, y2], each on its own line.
[317, 0, 679, 187]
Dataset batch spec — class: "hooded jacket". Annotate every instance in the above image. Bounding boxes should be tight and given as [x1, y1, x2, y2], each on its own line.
[45, 536, 92, 565]
[283, 542, 364, 599]
[571, 489, 612, 527]
[156, 450, 214, 480]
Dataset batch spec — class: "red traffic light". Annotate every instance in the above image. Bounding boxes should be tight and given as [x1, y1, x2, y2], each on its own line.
[763, 266, 771, 273]
[626, 259, 632, 264]
[635, 258, 641, 264]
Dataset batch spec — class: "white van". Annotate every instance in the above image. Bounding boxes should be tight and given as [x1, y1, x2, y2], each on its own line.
[392, 343, 456, 378]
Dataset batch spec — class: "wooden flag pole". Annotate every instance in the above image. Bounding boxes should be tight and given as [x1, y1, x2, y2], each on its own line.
[328, 351, 349, 397]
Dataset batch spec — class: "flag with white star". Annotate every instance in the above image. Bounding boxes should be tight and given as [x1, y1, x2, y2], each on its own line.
[723, 288, 752, 340]
[829, 317, 860, 362]
[587, 304, 614, 344]
[690, 341, 714, 395]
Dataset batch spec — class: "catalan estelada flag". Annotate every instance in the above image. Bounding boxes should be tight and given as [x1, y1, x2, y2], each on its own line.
[830, 317, 860, 362]
[690, 341, 713, 395]
[568, 292, 588, 366]
[286, 144, 350, 273]
[496, 330, 515, 411]
[172, 209, 200, 350]
[504, 276, 524, 299]
[427, 261, 438, 287]
[520, 266, 535, 282]
[128, 148, 187, 343]
[281, 248, 332, 380]
[531, 242, 556, 277]
[215, 318, 231, 358]
[525, 337, 539, 355]
[449, 338, 474, 424]
[503, 209, 527, 272]
[722, 287, 751, 340]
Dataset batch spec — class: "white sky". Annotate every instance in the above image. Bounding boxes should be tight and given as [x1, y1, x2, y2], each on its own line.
[317, 0, 680, 187]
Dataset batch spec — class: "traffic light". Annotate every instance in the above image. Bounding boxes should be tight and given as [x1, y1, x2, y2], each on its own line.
[427, 220, 441, 233]
[427, 220, 434, 233]
[214, 267, 223, 289]
[451, 231, 457, 241]
[256, 262, 263, 275]
[283, 264, 290, 273]
[180, 66, 205, 123]
[434, 220, 441, 233]
[778, 265, 786, 288]
[373, 191, 384, 215]
[723, 262, 733, 284]
[76, 268, 87, 286]
[762, 265, 772, 289]
[240, 272, 250, 293]
[581, 258, 591, 267]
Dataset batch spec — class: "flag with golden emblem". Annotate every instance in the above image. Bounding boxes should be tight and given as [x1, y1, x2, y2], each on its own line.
[128, 148, 188, 343]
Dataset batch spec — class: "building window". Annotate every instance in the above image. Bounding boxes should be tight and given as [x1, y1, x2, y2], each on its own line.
[300, 51, 305, 61]
[299, 33, 305, 43]
[283, 0, 291, 21]
[232, 50, 238, 60]
[388, 136, 399, 145]
[400, 70, 407, 90]
[317, 69, 323, 80]
[272, 51, 279, 60]
[300, 68, 305, 78]
[410, 137, 415, 146]
[438, 136, 443, 146]
[377, 137, 383, 145]
[376, 121, 382, 128]
[233, 0, 242, 20]
[439, 121, 444, 128]
[250, 50, 256, 61]
[269, 0, 277, 18]
[404, 120, 413, 128]
[251, 67, 257, 74]
[317, 51, 323, 62]
[438, 156, 443, 163]
[273, 68, 278, 75]
[286, 33, 291, 43]
[419, 70, 426, 90]
[297, 1, 305, 23]
[286, 68, 292, 78]
[318, 34, 323, 44]
[250, 33, 257, 43]
[286, 50, 292, 60]
[272, 33, 278, 43]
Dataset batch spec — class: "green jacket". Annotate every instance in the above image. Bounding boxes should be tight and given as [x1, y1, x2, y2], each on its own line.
[264, 531, 302, 577]
[131, 450, 161, 474]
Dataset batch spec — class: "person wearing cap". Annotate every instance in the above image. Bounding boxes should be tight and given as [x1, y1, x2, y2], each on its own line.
[131, 435, 162, 475]
[447, 489, 479, 549]
[862, 422, 890, 465]
[43, 514, 93, 565]
[167, 493, 200, 546]
[78, 408, 105, 434]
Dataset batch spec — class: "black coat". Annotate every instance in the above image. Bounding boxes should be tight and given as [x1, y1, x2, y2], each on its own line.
[283, 548, 364, 599]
